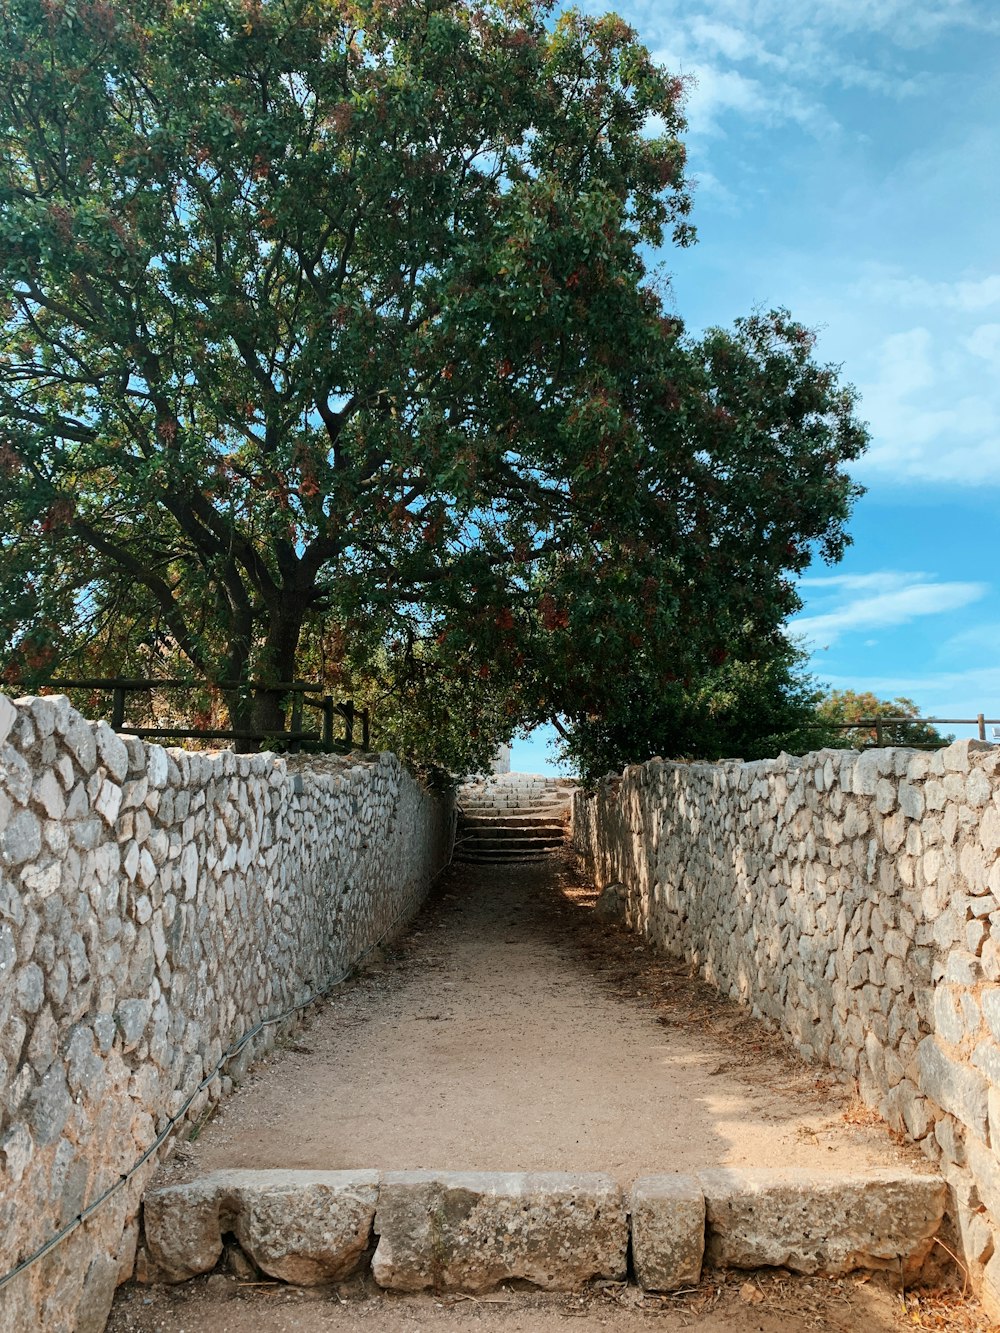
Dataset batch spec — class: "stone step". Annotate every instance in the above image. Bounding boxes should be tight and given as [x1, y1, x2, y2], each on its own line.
[456, 838, 562, 852]
[462, 826, 566, 835]
[141, 1167, 947, 1295]
[459, 826, 565, 841]
[454, 848, 557, 864]
[460, 814, 567, 830]
[459, 801, 570, 814]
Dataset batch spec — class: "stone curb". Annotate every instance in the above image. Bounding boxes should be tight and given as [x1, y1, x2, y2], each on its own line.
[141, 1167, 947, 1293]
[143, 1169, 380, 1283]
[372, 1170, 627, 1292]
[697, 1167, 947, 1282]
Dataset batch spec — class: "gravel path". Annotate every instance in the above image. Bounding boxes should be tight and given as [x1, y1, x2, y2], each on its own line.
[157, 849, 922, 1184]
[108, 1267, 989, 1333]
[112, 849, 993, 1333]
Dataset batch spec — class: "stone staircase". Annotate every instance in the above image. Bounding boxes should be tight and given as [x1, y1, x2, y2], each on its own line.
[454, 773, 575, 864]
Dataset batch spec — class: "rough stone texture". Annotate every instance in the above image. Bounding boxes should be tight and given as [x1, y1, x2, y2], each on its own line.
[698, 1168, 946, 1280]
[572, 742, 1000, 1300]
[981, 1249, 1000, 1324]
[143, 1170, 379, 1285]
[142, 1176, 226, 1281]
[630, 1176, 705, 1291]
[593, 882, 626, 925]
[371, 1170, 627, 1293]
[236, 1174, 379, 1285]
[0, 692, 453, 1333]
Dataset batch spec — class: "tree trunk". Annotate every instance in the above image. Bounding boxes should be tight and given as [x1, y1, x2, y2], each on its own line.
[227, 598, 307, 752]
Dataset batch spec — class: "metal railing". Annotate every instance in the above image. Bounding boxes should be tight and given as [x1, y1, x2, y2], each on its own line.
[7, 677, 370, 753]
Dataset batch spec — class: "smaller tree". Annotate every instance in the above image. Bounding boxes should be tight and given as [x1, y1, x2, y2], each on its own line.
[554, 637, 835, 783]
[815, 691, 951, 749]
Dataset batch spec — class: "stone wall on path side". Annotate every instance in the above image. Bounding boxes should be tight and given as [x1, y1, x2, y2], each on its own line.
[0, 691, 455, 1333]
[572, 740, 1000, 1315]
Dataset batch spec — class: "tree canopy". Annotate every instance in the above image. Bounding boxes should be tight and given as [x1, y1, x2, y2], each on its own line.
[815, 691, 952, 751]
[0, 0, 867, 773]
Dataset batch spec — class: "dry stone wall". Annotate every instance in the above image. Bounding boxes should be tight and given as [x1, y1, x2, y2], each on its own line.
[0, 691, 454, 1333]
[572, 741, 1000, 1313]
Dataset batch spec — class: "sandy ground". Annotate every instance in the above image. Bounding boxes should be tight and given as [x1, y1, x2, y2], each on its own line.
[108, 1269, 990, 1333]
[160, 849, 923, 1184]
[111, 849, 995, 1332]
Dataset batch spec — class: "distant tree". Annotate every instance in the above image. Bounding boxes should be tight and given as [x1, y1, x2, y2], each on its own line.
[815, 690, 951, 749]
[0, 0, 866, 769]
[556, 637, 837, 782]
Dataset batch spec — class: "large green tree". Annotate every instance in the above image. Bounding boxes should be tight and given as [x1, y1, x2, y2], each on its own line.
[0, 0, 867, 762]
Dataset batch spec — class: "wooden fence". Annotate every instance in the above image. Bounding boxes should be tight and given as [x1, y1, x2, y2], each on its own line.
[828, 714, 1000, 749]
[6, 677, 369, 753]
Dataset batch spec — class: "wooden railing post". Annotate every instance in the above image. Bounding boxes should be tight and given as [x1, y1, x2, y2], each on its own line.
[979, 713, 987, 741]
[111, 684, 126, 732]
[289, 688, 303, 753]
[322, 696, 334, 751]
[343, 701, 354, 747]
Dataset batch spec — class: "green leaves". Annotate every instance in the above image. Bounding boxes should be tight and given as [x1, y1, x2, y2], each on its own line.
[0, 0, 865, 776]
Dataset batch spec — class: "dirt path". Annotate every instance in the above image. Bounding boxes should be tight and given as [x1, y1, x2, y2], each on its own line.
[159, 849, 923, 1183]
[108, 1268, 988, 1333]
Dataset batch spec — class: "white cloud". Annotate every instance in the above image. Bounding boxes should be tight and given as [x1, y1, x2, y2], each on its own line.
[799, 571, 927, 590]
[966, 324, 1000, 367]
[847, 320, 1000, 484]
[792, 572, 987, 646]
[858, 273, 1000, 312]
[690, 168, 740, 213]
[653, 51, 835, 137]
[610, 0, 989, 135]
[693, 0, 998, 43]
[686, 18, 788, 69]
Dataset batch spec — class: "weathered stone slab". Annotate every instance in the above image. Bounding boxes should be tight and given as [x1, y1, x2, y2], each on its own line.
[698, 1169, 946, 1279]
[143, 1170, 379, 1284]
[371, 1170, 627, 1292]
[143, 1175, 225, 1281]
[631, 1176, 705, 1291]
[235, 1172, 379, 1284]
[917, 1036, 990, 1140]
[593, 882, 626, 924]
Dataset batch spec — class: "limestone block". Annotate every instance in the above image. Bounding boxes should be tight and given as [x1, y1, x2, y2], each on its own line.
[371, 1171, 627, 1292]
[145, 1169, 381, 1284]
[21, 861, 61, 899]
[698, 1168, 945, 1279]
[853, 752, 880, 797]
[874, 779, 896, 815]
[945, 952, 982, 985]
[143, 1176, 226, 1280]
[984, 988, 1000, 1043]
[898, 782, 925, 820]
[966, 768, 993, 809]
[594, 882, 626, 924]
[233, 1171, 379, 1284]
[95, 722, 130, 784]
[944, 741, 992, 774]
[2, 807, 42, 865]
[0, 692, 16, 748]
[631, 1176, 705, 1291]
[933, 987, 966, 1047]
[917, 1039, 991, 1141]
[965, 1134, 1000, 1221]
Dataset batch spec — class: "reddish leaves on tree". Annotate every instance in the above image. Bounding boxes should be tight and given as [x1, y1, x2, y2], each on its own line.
[539, 594, 569, 631]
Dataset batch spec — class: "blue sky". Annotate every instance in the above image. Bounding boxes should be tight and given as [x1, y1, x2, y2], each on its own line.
[513, 0, 1000, 774]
